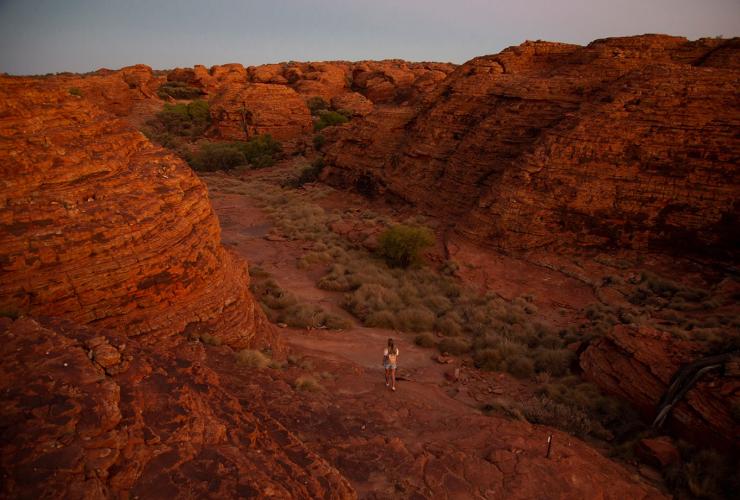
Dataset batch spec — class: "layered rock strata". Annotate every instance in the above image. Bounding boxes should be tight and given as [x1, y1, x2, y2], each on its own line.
[0, 317, 354, 499]
[323, 35, 740, 256]
[209, 83, 313, 141]
[580, 325, 739, 451]
[0, 76, 270, 348]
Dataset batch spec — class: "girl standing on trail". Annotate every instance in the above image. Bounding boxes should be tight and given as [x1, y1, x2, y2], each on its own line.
[383, 338, 399, 391]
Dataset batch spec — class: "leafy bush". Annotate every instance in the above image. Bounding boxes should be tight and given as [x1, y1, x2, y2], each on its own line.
[313, 134, 326, 150]
[315, 110, 349, 131]
[157, 81, 203, 99]
[190, 135, 282, 171]
[68, 87, 83, 97]
[236, 349, 270, 369]
[377, 225, 434, 268]
[153, 100, 211, 137]
[239, 134, 282, 168]
[191, 142, 245, 171]
[307, 96, 328, 115]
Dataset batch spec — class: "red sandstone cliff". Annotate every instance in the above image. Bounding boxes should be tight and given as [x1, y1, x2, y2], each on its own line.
[580, 325, 739, 452]
[0, 75, 270, 349]
[323, 35, 740, 256]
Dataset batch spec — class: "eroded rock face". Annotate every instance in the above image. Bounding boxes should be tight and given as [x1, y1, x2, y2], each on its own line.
[0, 317, 354, 499]
[324, 35, 740, 256]
[0, 75, 271, 349]
[209, 82, 313, 141]
[580, 325, 740, 451]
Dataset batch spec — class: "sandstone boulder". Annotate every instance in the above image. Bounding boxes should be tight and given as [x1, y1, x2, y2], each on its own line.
[209, 83, 312, 141]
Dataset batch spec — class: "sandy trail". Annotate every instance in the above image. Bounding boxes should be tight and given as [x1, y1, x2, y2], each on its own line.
[202, 171, 665, 499]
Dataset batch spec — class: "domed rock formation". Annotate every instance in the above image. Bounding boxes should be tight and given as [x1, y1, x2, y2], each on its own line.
[209, 82, 313, 141]
[0, 75, 271, 349]
[323, 35, 740, 257]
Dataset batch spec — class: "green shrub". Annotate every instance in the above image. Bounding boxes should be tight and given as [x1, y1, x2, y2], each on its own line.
[313, 134, 326, 150]
[190, 135, 282, 171]
[239, 134, 282, 168]
[414, 332, 437, 348]
[377, 225, 434, 268]
[236, 349, 270, 369]
[154, 100, 211, 137]
[191, 142, 246, 171]
[157, 81, 203, 99]
[68, 87, 83, 97]
[315, 110, 349, 131]
[307, 96, 328, 115]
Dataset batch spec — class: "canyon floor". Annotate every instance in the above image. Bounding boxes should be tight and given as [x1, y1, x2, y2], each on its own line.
[196, 161, 669, 499]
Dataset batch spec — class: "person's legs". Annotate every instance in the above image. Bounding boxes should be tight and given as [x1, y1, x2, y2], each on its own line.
[391, 367, 396, 391]
[385, 368, 390, 387]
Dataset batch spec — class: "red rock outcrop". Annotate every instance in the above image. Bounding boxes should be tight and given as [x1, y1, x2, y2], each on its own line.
[580, 325, 739, 451]
[55, 64, 163, 117]
[330, 92, 374, 117]
[324, 35, 740, 256]
[209, 82, 313, 141]
[0, 316, 354, 498]
[0, 75, 271, 349]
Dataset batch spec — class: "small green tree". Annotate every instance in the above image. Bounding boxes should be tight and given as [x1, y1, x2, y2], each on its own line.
[314, 110, 349, 131]
[307, 96, 328, 115]
[377, 225, 434, 268]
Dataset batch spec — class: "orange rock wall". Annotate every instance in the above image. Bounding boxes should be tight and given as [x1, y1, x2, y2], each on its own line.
[324, 35, 740, 256]
[0, 76, 271, 349]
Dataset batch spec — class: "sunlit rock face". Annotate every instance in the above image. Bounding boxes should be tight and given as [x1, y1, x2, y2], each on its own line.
[325, 35, 740, 257]
[0, 75, 273, 349]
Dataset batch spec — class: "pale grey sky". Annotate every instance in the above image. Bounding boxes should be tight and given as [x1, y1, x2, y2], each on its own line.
[0, 0, 738, 74]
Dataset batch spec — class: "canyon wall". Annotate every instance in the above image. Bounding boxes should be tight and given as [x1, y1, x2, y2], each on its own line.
[580, 325, 739, 451]
[0, 75, 271, 349]
[323, 35, 740, 256]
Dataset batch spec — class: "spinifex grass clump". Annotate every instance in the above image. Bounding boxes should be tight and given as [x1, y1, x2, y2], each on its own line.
[249, 266, 351, 330]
